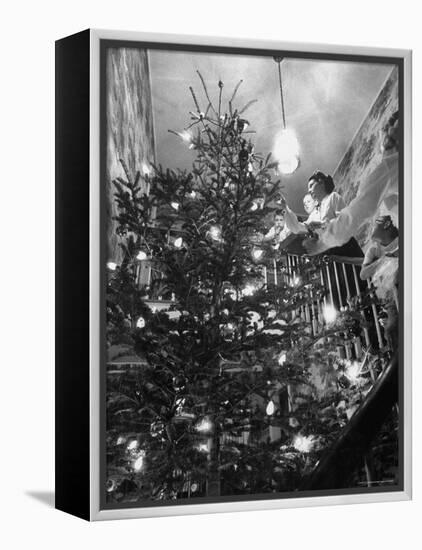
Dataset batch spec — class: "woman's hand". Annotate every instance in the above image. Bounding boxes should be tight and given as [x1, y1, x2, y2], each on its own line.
[307, 221, 323, 231]
[303, 237, 328, 256]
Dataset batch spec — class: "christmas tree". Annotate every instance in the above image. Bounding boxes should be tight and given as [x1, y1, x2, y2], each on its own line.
[105, 75, 398, 503]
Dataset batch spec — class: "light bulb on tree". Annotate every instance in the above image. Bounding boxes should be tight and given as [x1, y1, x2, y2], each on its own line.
[251, 247, 264, 261]
[127, 439, 138, 451]
[170, 201, 180, 211]
[208, 224, 222, 241]
[266, 400, 276, 416]
[345, 360, 362, 383]
[142, 162, 151, 176]
[107, 261, 117, 271]
[178, 130, 193, 145]
[195, 417, 213, 433]
[136, 317, 146, 329]
[197, 443, 209, 453]
[242, 284, 256, 297]
[136, 250, 148, 261]
[278, 352, 287, 366]
[322, 303, 338, 325]
[174, 237, 183, 248]
[293, 434, 314, 453]
[273, 128, 300, 175]
[133, 451, 145, 471]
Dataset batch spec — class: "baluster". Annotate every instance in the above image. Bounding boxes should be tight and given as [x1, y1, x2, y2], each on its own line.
[352, 264, 376, 379]
[369, 279, 384, 350]
[325, 263, 335, 306]
[334, 262, 352, 358]
[352, 264, 372, 349]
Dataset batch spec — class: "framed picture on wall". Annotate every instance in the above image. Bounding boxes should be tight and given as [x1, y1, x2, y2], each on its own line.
[55, 29, 412, 521]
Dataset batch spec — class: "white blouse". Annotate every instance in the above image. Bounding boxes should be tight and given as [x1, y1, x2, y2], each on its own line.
[284, 191, 345, 234]
[317, 152, 399, 251]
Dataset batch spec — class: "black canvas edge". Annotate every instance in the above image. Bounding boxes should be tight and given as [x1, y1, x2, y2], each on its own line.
[55, 28, 91, 521]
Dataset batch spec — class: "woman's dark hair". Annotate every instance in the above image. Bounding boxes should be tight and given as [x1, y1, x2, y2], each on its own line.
[274, 209, 285, 217]
[382, 110, 399, 152]
[308, 171, 335, 194]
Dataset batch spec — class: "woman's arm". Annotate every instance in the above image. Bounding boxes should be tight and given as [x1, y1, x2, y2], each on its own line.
[284, 206, 309, 234]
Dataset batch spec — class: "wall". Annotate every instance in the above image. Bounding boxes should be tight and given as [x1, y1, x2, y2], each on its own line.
[333, 67, 399, 248]
[106, 47, 156, 260]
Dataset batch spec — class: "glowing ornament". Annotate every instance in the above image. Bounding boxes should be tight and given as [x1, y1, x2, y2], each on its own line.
[242, 284, 256, 296]
[251, 247, 264, 261]
[345, 360, 362, 383]
[195, 417, 213, 433]
[293, 434, 314, 453]
[133, 451, 145, 471]
[188, 190, 197, 198]
[136, 317, 146, 329]
[208, 225, 222, 241]
[142, 162, 151, 176]
[197, 443, 209, 453]
[273, 128, 300, 175]
[322, 303, 338, 325]
[107, 261, 117, 271]
[174, 237, 183, 248]
[170, 201, 180, 211]
[266, 400, 276, 416]
[179, 130, 193, 144]
[136, 250, 148, 261]
[292, 275, 301, 287]
[278, 352, 287, 366]
[127, 439, 138, 451]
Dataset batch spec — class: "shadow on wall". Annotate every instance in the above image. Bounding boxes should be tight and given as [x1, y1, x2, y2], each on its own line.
[333, 67, 399, 249]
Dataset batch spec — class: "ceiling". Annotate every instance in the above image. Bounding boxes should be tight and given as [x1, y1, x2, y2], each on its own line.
[149, 49, 393, 213]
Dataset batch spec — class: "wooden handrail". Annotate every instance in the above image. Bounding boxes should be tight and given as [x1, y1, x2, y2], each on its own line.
[300, 351, 398, 491]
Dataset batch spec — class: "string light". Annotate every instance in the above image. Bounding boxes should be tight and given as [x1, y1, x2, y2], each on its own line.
[293, 434, 314, 453]
[174, 237, 183, 248]
[195, 417, 213, 433]
[278, 352, 287, 366]
[142, 162, 151, 176]
[136, 317, 146, 329]
[345, 360, 362, 383]
[251, 247, 264, 261]
[242, 284, 256, 296]
[322, 303, 338, 325]
[107, 261, 117, 271]
[170, 201, 180, 211]
[292, 275, 301, 287]
[133, 451, 146, 471]
[208, 225, 222, 241]
[136, 250, 148, 261]
[127, 439, 138, 451]
[266, 400, 276, 416]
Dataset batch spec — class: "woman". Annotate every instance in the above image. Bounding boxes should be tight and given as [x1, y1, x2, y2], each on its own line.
[282, 171, 363, 258]
[305, 112, 399, 256]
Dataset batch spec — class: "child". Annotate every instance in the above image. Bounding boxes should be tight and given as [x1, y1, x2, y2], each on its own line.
[262, 209, 291, 249]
